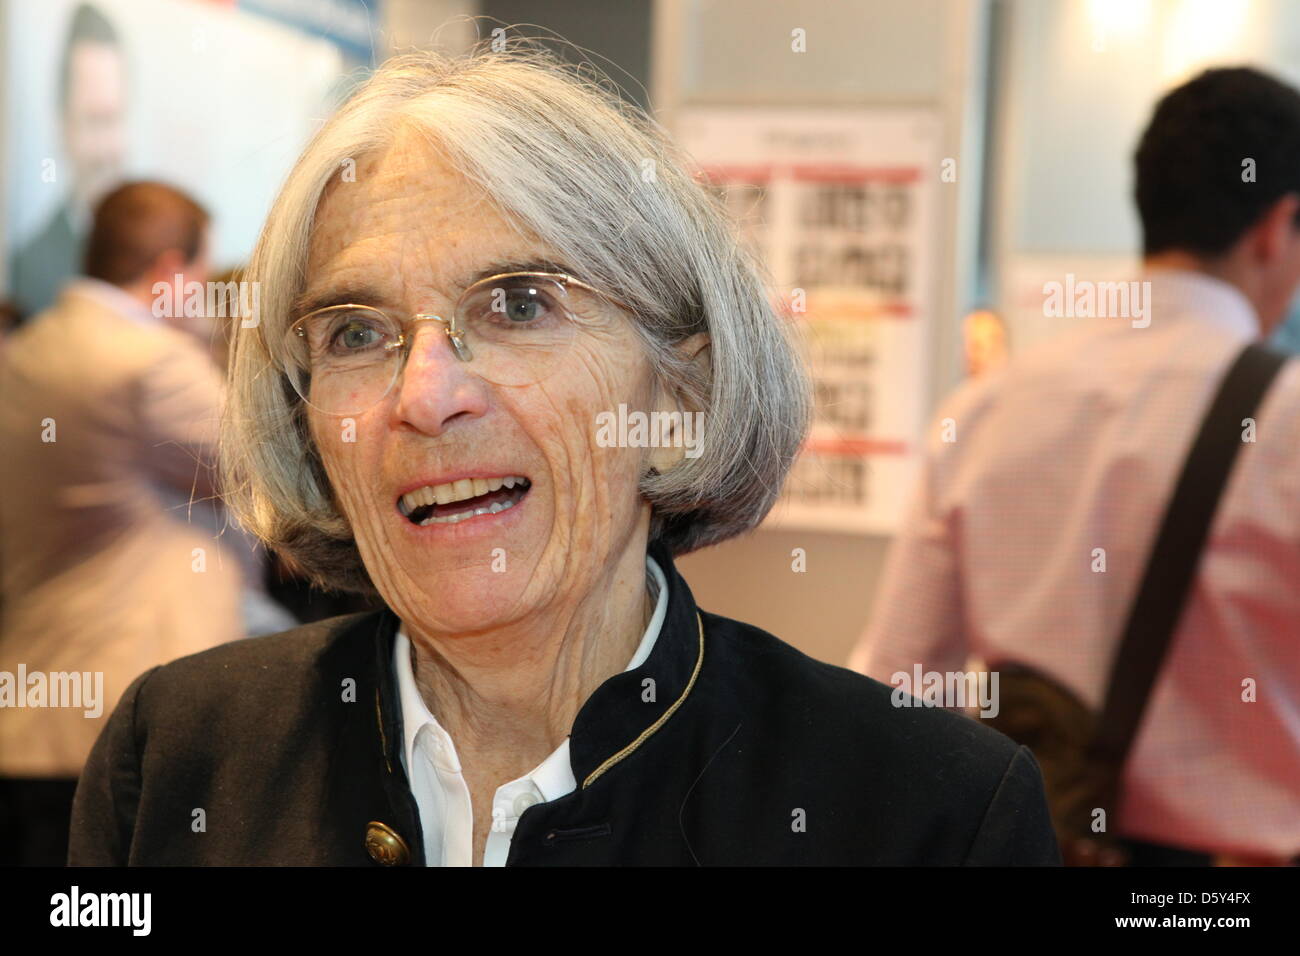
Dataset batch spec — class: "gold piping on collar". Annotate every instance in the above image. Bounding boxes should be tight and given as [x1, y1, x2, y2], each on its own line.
[582, 611, 705, 789]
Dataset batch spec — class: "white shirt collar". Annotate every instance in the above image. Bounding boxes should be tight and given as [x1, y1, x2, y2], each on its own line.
[1142, 267, 1261, 338]
[63, 276, 162, 327]
[393, 552, 670, 801]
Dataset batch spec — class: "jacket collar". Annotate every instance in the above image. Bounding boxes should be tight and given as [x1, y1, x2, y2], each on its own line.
[368, 538, 705, 798]
[569, 538, 705, 788]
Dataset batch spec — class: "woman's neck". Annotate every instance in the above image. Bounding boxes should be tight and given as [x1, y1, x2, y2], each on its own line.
[405, 540, 655, 775]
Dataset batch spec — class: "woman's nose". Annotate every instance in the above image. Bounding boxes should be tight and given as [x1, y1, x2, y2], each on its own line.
[390, 320, 490, 435]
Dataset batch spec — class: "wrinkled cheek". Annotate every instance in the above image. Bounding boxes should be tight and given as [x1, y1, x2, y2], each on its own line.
[572, 419, 642, 557]
[310, 420, 376, 530]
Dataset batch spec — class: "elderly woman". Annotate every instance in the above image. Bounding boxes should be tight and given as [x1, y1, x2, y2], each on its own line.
[69, 45, 1059, 866]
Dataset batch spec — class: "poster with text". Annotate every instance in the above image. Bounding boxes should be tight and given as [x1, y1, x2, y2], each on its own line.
[677, 107, 939, 535]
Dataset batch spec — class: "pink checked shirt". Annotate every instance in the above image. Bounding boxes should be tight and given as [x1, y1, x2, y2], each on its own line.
[850, 269, 1300, 858]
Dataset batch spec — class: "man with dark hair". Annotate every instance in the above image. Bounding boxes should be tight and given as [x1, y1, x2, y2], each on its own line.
[852, 67, 1300, 865]
[0, 182, 248, 865]
[1136, 67, 1300, 260]
[9, 3, 127, 317]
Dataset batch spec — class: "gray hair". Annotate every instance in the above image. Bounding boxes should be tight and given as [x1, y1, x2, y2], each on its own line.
[221, 38, 811, 594]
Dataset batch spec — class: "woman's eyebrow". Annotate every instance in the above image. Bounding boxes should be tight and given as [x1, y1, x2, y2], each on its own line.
[290, 283, 387, 318]
[461, 258, 577, 287]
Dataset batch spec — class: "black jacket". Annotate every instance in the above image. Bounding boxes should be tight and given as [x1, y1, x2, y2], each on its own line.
[69, 542, 1062, 866]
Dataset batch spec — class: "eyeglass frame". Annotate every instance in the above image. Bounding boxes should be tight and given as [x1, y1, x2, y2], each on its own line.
[283, 270, 637, 410]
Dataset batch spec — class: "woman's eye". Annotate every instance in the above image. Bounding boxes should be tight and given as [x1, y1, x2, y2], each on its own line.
[336, 322, 379, 348]
[503, 293, 544, 323]
[325, 315, 388, 352]
[478, 283, 562, 329]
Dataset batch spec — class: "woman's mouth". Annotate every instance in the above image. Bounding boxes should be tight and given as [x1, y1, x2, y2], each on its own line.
[396, 475, 531, 527]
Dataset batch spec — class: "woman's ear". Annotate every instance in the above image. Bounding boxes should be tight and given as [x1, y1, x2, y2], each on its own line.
[645, 333, 711, 473]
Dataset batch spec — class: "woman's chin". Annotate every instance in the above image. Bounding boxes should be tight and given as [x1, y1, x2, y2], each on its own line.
[395, 580, 540, 637]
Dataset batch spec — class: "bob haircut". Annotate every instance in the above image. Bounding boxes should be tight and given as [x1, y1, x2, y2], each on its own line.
[222, 37, 811, 595]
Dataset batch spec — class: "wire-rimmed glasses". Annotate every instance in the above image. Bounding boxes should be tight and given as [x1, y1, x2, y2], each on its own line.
[283, 271, 631, 416]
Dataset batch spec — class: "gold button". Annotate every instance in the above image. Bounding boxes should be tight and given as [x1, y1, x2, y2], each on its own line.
[365, 821, 411, 866]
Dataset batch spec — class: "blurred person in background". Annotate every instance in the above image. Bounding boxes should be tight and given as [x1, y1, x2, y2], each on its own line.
[9, 3, 128, 318]
[851, 67, 1300, 866]
[0, 182, 250, 865]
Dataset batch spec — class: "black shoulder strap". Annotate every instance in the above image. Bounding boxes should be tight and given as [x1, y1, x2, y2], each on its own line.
[1091, 342, 1290, 771]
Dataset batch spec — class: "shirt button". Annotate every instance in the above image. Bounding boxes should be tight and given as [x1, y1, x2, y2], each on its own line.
[364, 821, 411, 866]
[513, 791, 542, 816]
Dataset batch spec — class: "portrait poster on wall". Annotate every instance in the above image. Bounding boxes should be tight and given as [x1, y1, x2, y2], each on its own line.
[2, 0, 355, 317]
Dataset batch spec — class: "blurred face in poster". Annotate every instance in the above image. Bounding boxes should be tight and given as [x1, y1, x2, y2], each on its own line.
[64, 39, 127, 216]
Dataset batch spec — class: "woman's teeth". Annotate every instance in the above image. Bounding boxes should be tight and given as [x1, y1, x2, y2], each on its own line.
[418, 497, 520, 525]
[398, 476, 530, 526]
[400, 475, 526, 512]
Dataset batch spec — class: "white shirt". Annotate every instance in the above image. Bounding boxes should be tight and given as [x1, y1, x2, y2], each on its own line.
[394, 554, 669, 866]
[851, 269, 1300, 857]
